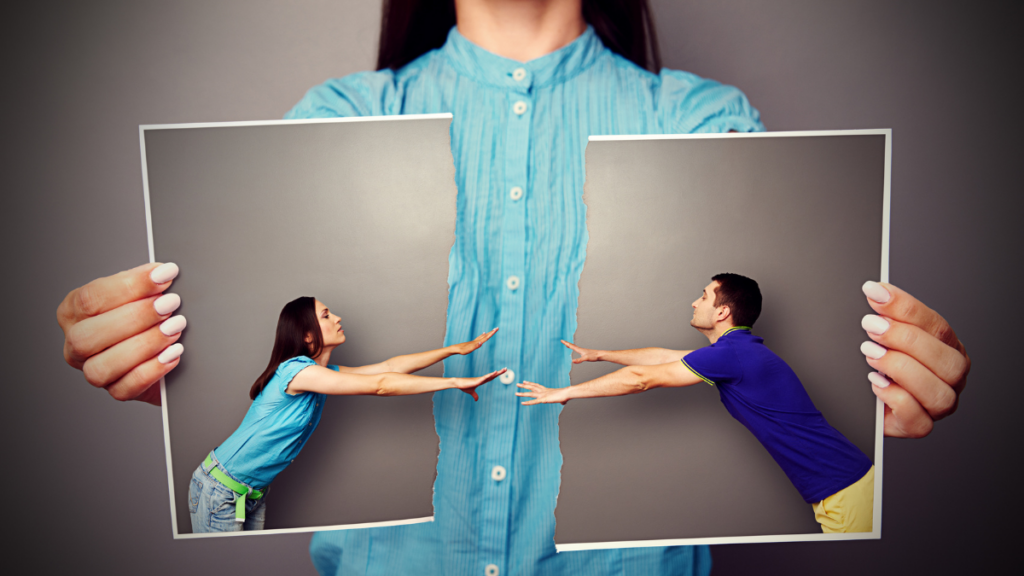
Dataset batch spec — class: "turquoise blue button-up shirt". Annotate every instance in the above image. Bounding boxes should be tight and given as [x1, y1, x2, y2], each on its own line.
[286, 26, 763, 576]
[214, 356, 333, 488]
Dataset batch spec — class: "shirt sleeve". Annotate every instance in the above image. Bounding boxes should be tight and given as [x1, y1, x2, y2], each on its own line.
[284, 69, 401, 119]
[274, 356, 318, 394]
[681, 344, 741, 386]
[657, 69, 764, 134]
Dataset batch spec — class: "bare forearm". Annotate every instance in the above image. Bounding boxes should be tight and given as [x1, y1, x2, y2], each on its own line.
[565, 366, 651, 400]
[384, 346, 456, 374]
[293, 364, 497, 399]
[598, 348, 690, 366]
[518, 362, 695, 406]
[563, 360, 700, 401]
[375, 372, 456, 396]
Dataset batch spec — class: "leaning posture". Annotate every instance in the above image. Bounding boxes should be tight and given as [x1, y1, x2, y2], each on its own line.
[517, 273, 874, 533]
[190, 296, 504, 533]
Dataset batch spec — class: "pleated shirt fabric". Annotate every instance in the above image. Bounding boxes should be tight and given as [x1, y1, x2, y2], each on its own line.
[285, 25, 763, 576]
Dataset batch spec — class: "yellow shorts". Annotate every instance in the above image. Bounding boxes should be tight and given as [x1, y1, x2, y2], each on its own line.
[811, 465, 875, 533]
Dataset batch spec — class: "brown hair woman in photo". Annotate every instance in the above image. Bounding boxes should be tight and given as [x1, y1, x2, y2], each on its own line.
[188, 296, 503, 533]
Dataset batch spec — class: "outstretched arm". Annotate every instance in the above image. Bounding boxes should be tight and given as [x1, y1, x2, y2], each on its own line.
[561, 340, 691, 366]
[341, 328, 499, 375]
[516, 360, 703, 405]
[290, 365, 507, 401]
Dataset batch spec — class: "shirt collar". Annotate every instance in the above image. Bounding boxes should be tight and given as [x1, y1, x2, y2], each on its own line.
[721, 326, 753, 338]
[441, 25, 605, 92]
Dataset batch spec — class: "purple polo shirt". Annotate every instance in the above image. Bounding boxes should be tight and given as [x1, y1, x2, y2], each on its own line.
[682, 327, 872, 502]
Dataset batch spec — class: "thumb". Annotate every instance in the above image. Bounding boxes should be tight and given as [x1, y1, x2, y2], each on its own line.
[869, 372, 933, 438]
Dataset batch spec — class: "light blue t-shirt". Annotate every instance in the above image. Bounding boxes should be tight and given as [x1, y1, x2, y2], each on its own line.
[214, 356, 332, 488]
[286, 25, 763, 576]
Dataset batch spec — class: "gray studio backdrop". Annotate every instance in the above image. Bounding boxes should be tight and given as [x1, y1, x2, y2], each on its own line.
[10, 1, 1021, 574]
[557, 133, 885, 546]
[143, 116, 456, 534]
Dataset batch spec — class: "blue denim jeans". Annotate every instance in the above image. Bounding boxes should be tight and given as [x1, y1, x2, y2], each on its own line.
[188, 452, 268, 533]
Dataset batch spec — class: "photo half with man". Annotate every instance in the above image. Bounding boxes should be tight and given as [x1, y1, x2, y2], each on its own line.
[548, 131, 888, 549]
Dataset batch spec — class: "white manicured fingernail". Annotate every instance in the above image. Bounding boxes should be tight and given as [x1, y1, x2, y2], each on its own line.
[861, 314, 890, 335]
[158, 343, 184, 363]
[862, 281, 891, 304]
[160, 315, 187, 336]
[861, 341, 888, 359]
[150, 262, 179, 284]
[868, 372, 891, 388]
[154, 293, 181, 315]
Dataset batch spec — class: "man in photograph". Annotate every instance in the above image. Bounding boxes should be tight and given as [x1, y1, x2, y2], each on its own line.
[517, 273, 874, 533]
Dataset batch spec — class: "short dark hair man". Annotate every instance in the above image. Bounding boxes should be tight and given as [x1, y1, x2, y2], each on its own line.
[518, 273, 875, 533]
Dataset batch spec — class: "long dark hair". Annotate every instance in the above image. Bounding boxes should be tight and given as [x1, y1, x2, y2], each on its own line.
[249, 296, 324, 400]
[376, 0, 661, 72]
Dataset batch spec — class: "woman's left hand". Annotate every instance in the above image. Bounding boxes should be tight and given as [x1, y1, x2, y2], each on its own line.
[452, 327, 499, 355]
[860, 281, 970, 438]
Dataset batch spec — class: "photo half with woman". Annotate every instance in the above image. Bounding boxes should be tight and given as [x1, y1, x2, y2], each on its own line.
[139, 115, 470, 534]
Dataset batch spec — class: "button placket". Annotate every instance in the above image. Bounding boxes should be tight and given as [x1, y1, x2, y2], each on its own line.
[478, 88, 532, 568]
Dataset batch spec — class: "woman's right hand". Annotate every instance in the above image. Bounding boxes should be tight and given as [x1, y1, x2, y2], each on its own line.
[56, 262, 186, 406]
[453, 368, 508, 401]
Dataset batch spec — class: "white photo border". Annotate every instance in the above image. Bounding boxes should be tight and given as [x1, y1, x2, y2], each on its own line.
[556, 128, 890, 551]
[140, 113, 453, 539]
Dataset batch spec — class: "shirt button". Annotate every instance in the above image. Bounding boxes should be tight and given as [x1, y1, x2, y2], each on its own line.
[499, 370, 515, 385]
[485, 564, 500, 576]
[506, 275, 520, 291]
[512, 67, 527, 81]
[491, 465, 507, 481]
[509, 186, 523, 201]
[512, 101, 528, 115]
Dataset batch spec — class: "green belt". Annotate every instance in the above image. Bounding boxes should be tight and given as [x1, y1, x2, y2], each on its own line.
[204, 453, 264, 523]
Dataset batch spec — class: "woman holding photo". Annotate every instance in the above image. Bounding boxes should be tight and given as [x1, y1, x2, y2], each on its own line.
[189, 296, 503, 533]
[57, 0, 971, 572]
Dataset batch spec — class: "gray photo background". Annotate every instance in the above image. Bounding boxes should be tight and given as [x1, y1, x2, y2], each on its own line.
[144, 118, 455, 533]
[5, 1, 1020, 574]
[558, 134, 884, 544]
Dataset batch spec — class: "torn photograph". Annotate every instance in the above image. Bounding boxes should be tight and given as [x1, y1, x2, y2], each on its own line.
[141, 114, 503, 538]
[537, 130, 889, 550]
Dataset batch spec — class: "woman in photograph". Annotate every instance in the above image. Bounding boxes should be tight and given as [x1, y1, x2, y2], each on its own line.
[189, 295, 504, 533]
